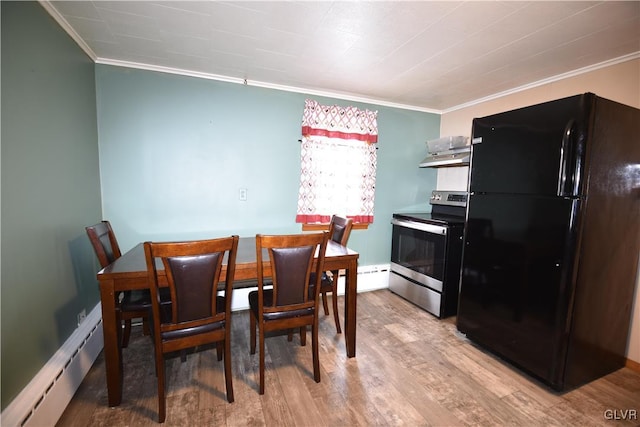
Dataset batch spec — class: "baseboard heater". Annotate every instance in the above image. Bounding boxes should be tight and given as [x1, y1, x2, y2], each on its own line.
[231, 264, 390, 311]
[1, 304, 103, 427]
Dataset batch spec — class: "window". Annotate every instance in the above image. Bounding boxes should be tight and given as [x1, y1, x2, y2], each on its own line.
[296, 99, 378, 226]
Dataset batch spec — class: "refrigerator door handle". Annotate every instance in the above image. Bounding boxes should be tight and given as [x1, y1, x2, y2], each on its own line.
[557, 120, 576, 197]
[571, 127, 585, 197]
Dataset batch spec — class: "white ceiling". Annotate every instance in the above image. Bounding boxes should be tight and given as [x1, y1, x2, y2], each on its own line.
[45, 1, 640, 112]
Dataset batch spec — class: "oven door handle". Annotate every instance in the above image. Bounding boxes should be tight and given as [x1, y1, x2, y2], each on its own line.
[391, 218, 448, 235]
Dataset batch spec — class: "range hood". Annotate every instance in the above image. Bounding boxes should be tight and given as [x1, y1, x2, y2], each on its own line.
[419, 146, 470, 167]
[419, 136, 470, 168]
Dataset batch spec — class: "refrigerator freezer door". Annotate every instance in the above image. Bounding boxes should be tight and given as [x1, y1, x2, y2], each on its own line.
[470, 94, 591, 196]
[457, 193, 578, 387]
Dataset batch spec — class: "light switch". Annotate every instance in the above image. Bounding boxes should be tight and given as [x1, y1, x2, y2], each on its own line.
[239, 188, 247, 201]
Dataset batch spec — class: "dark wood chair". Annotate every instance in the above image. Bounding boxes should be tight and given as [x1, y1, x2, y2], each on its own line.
[317, 215, 353, 333]
[249, 232, 329, 394]
[86, 220, 153, 347]
[144, 236, 239, 423]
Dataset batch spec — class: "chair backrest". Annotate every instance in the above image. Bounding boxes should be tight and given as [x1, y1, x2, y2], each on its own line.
[86, 221, 122, 268]
[256, 232, 329, 317]
[144, 236, 239, 333]
[328, 215, 353, 246]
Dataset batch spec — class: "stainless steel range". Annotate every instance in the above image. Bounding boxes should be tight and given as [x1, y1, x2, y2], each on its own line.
[389, 190, 467, 318]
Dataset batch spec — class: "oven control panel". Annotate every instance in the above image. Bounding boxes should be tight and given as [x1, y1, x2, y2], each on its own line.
[430, 190, 468, 207]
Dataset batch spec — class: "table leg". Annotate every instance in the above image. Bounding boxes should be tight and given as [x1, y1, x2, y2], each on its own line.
[344, 259, 358, 357]
[100, 279, 123, 406]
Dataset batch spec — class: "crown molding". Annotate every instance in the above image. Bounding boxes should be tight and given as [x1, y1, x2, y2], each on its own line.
[247, 80, 441, 114]
[94, 58, 439, 114]
[95, 58, 247, 86]
[39, 1, 97, 62]
[442, 52, 640, 114]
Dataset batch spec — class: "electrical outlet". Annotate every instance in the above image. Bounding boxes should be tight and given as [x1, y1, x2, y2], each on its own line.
[77, 309, 86, 326]
[239, 188, 248, 201]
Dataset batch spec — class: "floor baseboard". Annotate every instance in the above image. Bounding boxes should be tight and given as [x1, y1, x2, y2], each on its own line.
[625, 357, 640, 373]
[229, 264, 391, 311]
[1, 304, 103, 427]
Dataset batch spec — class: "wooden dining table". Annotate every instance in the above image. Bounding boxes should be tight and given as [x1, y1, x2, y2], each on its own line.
[97, 236, 359, 407]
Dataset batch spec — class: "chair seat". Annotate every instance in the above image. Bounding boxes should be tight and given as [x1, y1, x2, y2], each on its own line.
[309, 272, 334, 294]
[249, 289, 314, 321]
[120, 288, 171, 312]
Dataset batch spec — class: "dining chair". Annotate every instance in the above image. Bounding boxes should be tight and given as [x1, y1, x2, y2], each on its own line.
[144, 236, 239, 423]
[249, 232, 329, 394]
[86, 220, 153, 348]
[317, 215, 353, 333]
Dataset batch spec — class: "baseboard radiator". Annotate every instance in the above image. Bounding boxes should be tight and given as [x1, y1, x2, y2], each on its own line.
[231, 263, 391, 311]
[1, 304, 103, 427]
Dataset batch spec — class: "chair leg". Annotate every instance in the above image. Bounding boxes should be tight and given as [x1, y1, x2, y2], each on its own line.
[156, 351, 166, 423]
[287, 329, 293, 341]
[300, 326, 306, 346]
[331, 278, 342, 334]
[122, 319, 132, 348]
[312, 320, 320, 383]
[321, 292, 330, 315]
[216, 341, 223, 361]
[142, 317, 151, 335]
[249, 311, 256, 355]
[223, 337, 234, 403]
[259, 329, 265, 395]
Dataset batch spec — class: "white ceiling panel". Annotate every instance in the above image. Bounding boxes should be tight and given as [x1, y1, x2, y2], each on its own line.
[45, 0, 640, 112]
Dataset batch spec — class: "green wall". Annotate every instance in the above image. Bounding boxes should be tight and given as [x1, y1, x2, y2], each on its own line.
[96, 66, 440, 265]
[1, 2, 102, 409]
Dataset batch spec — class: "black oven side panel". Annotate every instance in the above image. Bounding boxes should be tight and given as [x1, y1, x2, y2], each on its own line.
[441, 224, 464, 317]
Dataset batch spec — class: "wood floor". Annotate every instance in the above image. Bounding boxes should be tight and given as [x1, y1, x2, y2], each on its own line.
[57, 290, 640, 426]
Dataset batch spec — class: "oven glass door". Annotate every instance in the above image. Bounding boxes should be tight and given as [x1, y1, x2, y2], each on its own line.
[391, 221, 446, 287]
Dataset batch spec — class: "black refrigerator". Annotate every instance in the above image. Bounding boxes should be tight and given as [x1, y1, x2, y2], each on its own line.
[457, 93, 640, 391]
